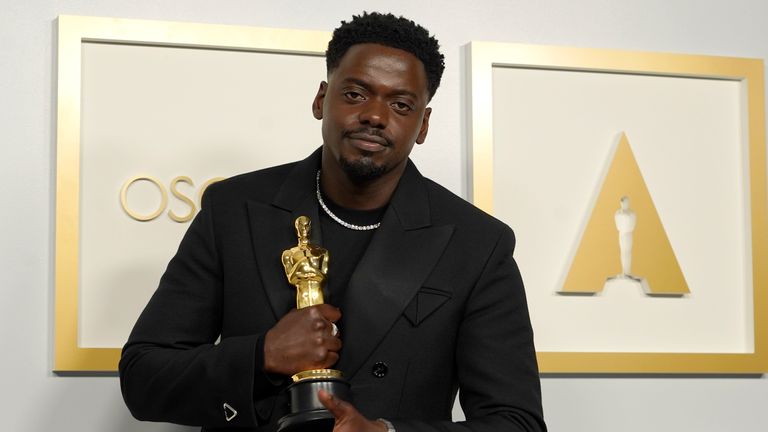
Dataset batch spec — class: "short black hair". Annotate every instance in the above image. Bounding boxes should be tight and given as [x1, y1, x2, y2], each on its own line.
[326, 12, 445, 100]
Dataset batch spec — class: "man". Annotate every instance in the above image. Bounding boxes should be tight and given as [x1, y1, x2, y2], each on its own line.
[120, 12, 546, 432]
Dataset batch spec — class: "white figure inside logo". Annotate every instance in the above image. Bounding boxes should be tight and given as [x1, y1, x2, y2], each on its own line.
[613, 196, 641, 282]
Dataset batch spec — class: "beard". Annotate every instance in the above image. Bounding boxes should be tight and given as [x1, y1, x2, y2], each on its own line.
[339, 154, 388, 184]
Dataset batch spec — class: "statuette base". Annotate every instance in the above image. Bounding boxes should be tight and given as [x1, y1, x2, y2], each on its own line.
[277, 377, 351, 432]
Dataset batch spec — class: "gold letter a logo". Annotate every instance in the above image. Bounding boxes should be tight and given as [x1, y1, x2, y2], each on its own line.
[559, 133, 690, 296]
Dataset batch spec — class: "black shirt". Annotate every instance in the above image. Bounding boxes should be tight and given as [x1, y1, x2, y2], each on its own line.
[318, 194, 386, 334]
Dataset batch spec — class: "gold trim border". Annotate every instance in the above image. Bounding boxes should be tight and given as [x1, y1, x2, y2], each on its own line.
[54, 15, 330, 372]
[466, 41, 767, 373]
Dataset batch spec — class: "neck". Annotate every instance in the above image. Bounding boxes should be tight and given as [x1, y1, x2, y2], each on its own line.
[320, 154, 404, 210]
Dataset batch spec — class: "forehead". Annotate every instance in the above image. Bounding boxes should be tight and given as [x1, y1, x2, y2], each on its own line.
[330, 43, 429, 98]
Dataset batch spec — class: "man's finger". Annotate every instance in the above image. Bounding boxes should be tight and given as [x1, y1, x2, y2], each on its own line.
[327, 336, 342, 352]
[318, 389, 351, 419]
[316, 304, 342, 322]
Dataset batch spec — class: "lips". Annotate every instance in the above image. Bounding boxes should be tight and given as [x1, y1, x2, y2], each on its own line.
[347, 132, 389, 146]
[346, 131, 390, 152]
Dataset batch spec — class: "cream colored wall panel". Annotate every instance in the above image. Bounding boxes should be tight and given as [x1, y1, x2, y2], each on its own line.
[492, 67, 749, 353]
[79, 42, 324, 348]
[55, 15, 330, 371]
[468, 41, 767, 373]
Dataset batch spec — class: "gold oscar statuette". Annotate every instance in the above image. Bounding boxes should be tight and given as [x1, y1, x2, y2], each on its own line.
[277, 216, 350, 432]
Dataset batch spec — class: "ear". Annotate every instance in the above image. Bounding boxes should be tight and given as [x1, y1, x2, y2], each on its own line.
[312, 81, 328, 120]
[415, 107, 432, 144]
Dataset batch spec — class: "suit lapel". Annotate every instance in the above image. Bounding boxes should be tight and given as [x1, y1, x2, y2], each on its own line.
[336, 162, 455, 379]
[247, 151, 455, 379]
[248, 149, 322, 320]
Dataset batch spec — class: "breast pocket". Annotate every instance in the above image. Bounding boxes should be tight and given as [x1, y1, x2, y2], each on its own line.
[402, 287, 451, 326]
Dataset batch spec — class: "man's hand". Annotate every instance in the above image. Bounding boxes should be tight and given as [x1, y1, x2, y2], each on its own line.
[318, 389, 388, 432]
[263, 304, 342, 376]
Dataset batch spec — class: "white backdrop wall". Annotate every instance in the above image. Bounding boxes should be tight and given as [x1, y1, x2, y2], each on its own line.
[1, 1, 767, 431]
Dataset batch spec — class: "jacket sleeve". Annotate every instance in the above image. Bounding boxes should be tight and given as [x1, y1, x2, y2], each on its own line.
[392, 227, 547, 432]
[118, 188, 279, 428]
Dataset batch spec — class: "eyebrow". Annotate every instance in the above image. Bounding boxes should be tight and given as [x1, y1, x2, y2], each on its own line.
[341, 77, 422, 101]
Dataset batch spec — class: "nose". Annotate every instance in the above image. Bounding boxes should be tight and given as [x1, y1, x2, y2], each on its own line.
[358, 99, 388, 128]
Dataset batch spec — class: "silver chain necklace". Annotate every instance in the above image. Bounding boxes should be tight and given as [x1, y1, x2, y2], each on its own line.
[316, 170, 381, 231]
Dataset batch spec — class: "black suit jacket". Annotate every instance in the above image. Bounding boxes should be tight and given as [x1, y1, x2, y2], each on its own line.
[120, 148, 546, 431]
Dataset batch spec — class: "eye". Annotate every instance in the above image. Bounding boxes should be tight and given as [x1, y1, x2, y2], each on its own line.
[391, 101, 413, 113]
[344, 91, 365, 102]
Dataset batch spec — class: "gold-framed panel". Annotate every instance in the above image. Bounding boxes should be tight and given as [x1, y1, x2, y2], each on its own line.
[54, 15, 330, 372]
[467, 41, 767, 373]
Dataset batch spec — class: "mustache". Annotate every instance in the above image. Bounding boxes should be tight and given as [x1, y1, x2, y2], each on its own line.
[344, 127, 393, 147]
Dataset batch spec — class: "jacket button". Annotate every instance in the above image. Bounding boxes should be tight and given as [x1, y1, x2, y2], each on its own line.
[372, 362, 388, 378]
